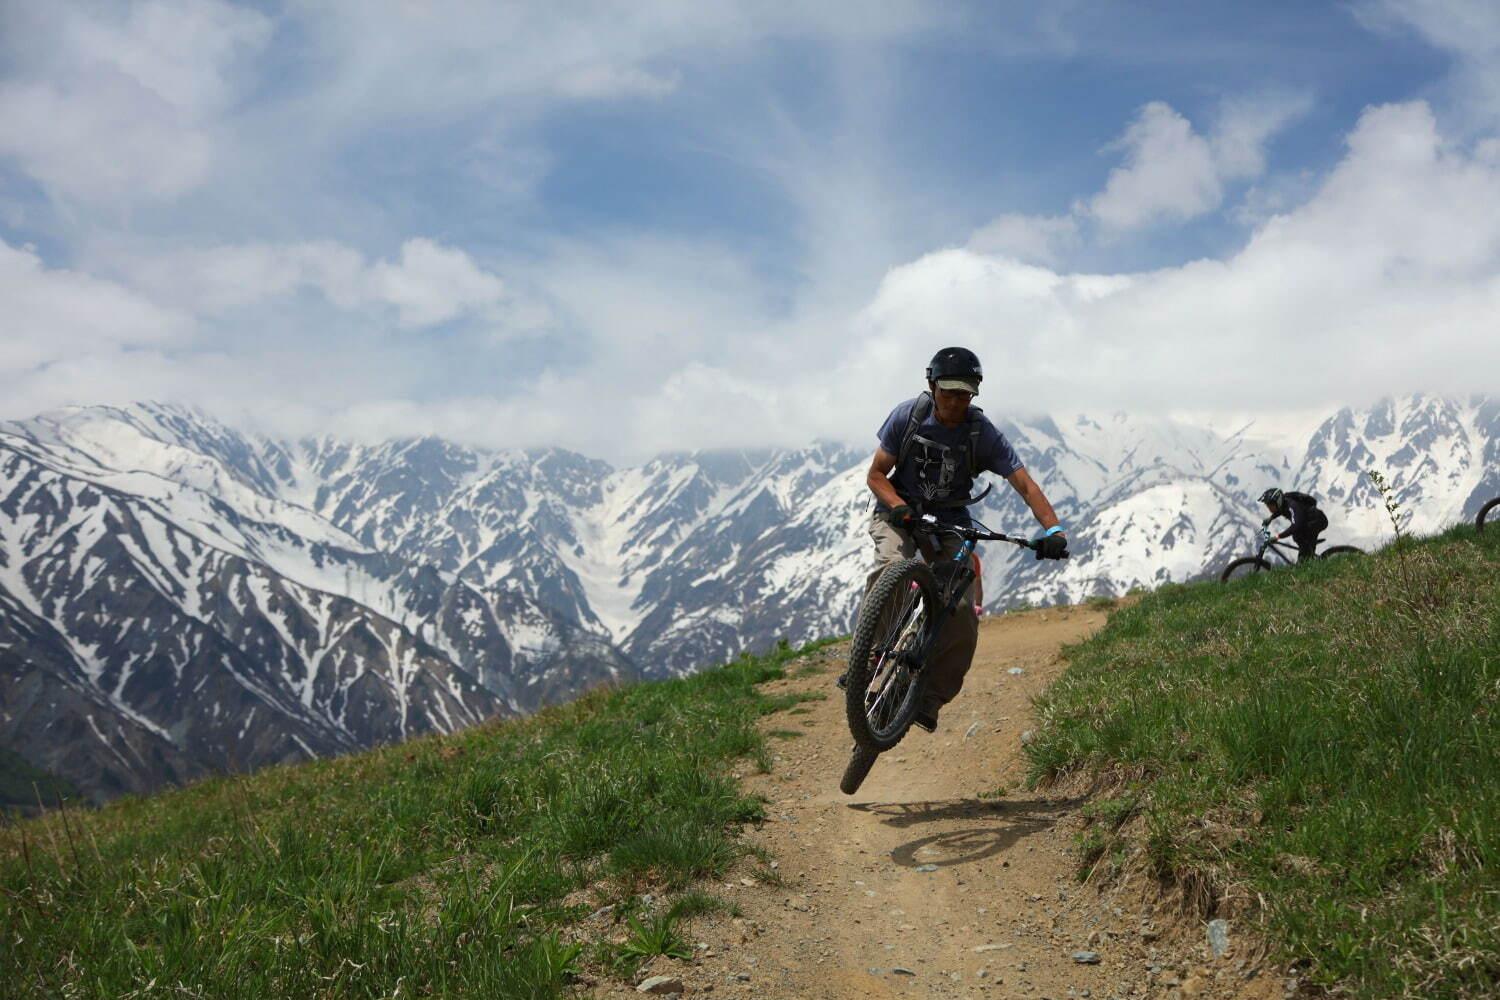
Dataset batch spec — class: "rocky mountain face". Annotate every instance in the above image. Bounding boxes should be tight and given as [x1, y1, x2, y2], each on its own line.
[2, 396, 1494, 802]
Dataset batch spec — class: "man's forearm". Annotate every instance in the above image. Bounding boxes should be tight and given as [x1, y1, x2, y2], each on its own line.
[866, 469, 905, 509]
[1006, 469, 1062, 531]
[1026, 492, 1060, 531]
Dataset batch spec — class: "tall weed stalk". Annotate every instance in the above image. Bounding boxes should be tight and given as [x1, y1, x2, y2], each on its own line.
[1367, 468, 1443, 619]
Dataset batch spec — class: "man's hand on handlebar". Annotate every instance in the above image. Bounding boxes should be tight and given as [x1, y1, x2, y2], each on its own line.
[1034, 532, 1068, 560]
[884, 504, 917, 528]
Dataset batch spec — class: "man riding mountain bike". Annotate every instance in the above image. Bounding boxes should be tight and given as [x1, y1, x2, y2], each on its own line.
[1259, 487, 1329, 563]
[851, 346, 1069, 734]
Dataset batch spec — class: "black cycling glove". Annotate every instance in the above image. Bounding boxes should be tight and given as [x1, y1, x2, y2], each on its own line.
[884, 504, 916, 528]
[1034, 532, 1068, 560]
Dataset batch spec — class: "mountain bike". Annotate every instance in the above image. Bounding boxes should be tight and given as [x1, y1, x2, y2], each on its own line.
[1478, 497, 1500, 533]
[839, 514, 1060, 794]
[1219, 532, 1363, 583]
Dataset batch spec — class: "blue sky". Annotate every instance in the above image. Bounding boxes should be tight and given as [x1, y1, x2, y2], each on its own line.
[2, 1, 1498, 457]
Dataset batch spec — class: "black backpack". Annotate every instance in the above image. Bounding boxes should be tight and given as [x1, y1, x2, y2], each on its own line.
[1284, 490, 1319, 508]
[893, 391, 984, 479]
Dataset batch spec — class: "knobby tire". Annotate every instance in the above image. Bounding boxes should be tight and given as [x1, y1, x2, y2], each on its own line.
[839, 745, 880, 795]
[1220, 556, 1272, 583]
[844, 557, 938, 751]
[1320, 545, 1363, 558]
[1478, 497, 1500, 534]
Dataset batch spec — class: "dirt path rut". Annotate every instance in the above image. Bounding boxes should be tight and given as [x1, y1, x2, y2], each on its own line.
[598, 605, 1290, 1000]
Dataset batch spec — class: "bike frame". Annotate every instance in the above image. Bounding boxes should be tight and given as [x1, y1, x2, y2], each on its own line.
[839, 510, 1066, 787]
[1253, 537, 1301, 567]
[904, 517, 1038, 668]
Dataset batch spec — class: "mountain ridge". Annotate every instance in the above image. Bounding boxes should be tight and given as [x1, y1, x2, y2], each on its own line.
[2, 394, 1495, 801]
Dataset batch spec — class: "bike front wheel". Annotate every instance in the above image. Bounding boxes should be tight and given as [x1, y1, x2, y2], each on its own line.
[1220, 556, 1272, 583]
[839, 744, 880, 795]
[1478, 497, 1500, 534]
[845, 558, 939, 751]
[1320, 545, 1363, 559]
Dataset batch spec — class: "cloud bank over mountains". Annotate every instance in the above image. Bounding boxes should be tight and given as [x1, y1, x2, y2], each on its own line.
[0, 1, 1496, 461]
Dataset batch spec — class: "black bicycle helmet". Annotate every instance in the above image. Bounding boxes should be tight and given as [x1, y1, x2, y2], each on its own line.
[926, 347, 983, 392]
[1259, 488, 1284, 507]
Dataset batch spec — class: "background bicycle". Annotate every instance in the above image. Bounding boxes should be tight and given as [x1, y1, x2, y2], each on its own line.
[1477, 496, 1499, 533]
[1220, 532, 1362, 582]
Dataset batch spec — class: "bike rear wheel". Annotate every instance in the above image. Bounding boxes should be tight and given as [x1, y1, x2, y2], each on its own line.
[1220, 556, 1272, 583]
[1320, 545, 1363, 559]
[845, 558, 938, 751]
[1478, 497, 1500, 533]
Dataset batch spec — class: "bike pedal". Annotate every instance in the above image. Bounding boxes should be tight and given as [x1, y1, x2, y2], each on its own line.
[835, 672, 848, 690]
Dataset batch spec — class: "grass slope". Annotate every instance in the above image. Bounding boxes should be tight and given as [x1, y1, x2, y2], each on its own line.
[1028, 525, 1499, 999]
[0, 748, 84, 818]
[1, 639, 833, 999]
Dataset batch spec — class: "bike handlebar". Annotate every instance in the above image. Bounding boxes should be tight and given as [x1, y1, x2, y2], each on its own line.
[907, 515, 1051, 552]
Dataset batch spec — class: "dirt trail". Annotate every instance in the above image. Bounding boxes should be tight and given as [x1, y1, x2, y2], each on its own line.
[596, 605, 1290, 999]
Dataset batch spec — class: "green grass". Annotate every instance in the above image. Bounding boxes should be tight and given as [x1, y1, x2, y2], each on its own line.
[0, 749, 84, 818]
[1029, 525, 1500, 999]
[1, 641, 825, 999]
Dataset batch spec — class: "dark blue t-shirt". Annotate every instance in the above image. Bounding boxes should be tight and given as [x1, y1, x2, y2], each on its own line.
[876, 395, 1022, 524]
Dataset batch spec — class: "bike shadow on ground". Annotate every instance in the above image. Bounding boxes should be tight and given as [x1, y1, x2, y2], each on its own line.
[847, 796, 1085, 870]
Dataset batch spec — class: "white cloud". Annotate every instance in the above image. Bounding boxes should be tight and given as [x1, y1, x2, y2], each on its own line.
[1358, 0, 1500, 127]
[628, 363, 801, 452]
[0, 0, 270, 203]
[523, 233, 767, 353]
[367, 239, 509, 328]
[1084, 96, 1306, 232]
[122, 241, 358, 312]
[0, 239, 189, 371]
[64, 0, 272, 115]
[967, 213, 1080, 267]
[123, 238, 514, 330]
[283, 0, 938, 121]
[971, 94, 1309, 255]
[853, 101, 1500, 425]
[1, 7, 1495, 462]
[0, 1, 945, 230]
[555, 64, 680, 100]
[0, 81, 216, 203]
[1087, 102, 1223, 230]
[0, 349, 217, 424]
[19, 100, 1495, 460]
[1211, 93, 1315, 180]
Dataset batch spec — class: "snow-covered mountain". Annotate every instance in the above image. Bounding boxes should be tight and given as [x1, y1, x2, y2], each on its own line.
[2, 395, 1494, 802]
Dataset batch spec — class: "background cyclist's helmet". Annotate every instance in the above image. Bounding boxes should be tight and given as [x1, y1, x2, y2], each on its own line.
[926, 347, 983, 395]
[1259, 487, 1285, 507]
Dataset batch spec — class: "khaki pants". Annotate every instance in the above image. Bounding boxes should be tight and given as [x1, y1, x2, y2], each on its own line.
[864, 512, 978, 717]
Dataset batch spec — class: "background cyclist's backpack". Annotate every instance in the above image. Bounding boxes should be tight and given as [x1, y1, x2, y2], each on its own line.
[1285, 490, 1328, 534]
[892, 391, 984, 478]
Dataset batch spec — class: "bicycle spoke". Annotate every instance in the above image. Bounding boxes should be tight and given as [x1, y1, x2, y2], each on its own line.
[864, 661, 909, 730]
[845, 558, 942, 753]
[861, 596, 926, 736]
